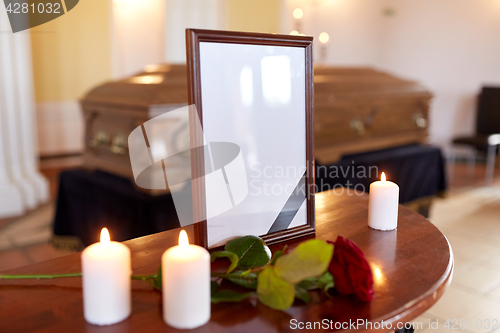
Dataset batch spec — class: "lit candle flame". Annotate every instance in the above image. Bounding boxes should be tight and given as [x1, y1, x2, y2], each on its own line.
[319, 32, 329, 44]
[293, 8, 303, 19]
[100, 228, 110, 246]
[179, 230, 189, 250]
[381, 172, 386, 182]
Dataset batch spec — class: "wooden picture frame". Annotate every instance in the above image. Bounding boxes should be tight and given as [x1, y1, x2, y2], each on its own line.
[186, 29, 315, 248]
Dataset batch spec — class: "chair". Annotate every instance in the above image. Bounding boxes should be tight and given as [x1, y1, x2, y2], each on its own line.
[451, 87, 500, 184]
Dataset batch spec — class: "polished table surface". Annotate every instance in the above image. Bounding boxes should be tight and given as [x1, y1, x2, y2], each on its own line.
[0, 191, 453, 333]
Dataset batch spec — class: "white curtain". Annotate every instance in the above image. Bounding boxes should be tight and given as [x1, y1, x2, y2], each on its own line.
[0, 6, 49, 218]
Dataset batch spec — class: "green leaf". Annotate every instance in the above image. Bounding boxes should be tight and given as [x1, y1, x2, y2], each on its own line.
[295, 285, 312, 303]
[227, 271, 258, 290]
[211, 281, 219, 296]
[240, 269, 252, 277]
[274, 239, 334, 284]
[296, 277, 319, 291]
[211, 251, 239, 273]
[318, 271, 334, 293]
[225, 236, 271, 270]
[211, 289, 255, 303]
[257, 267, 295, 311]
[211, 270, 257, 289]
[153, 265, 162, 291]
[269, 245, 287, 266]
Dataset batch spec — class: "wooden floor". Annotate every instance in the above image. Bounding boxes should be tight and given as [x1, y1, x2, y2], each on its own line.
[416, 168, 500, 332]
[447, 160, 500, 193]
[0, 155, 83, 271]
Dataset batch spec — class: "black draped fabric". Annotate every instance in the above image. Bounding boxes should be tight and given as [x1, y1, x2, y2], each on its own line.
[315, 144, 447, 203]
[54, 145, 446, 245]
[53, 170, 180, 246]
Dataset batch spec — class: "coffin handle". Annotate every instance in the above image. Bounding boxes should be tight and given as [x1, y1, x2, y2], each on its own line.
[412, 113, 428, 128]
[110, 133, 127, 154]
[350, 118, 366, 135]
[89, 129, 109, 148]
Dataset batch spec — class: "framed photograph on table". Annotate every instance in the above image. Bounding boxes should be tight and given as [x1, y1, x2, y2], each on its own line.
[186, 29, 315, 248]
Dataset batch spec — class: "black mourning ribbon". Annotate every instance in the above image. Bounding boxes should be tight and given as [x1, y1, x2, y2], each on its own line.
[267, 171, 307, 234]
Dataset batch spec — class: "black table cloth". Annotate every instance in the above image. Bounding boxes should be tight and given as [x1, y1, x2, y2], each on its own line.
[53, 144, 446, 246]
[316, 144, 447, 203]
[53, 170, 180, 246]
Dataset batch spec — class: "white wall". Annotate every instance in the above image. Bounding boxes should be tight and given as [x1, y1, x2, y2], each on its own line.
[282, 0, 383, 65]
[111, 0, 166, 78]
[377, 0, 500, 147]
[36, 101, 84, 155]
[164, 0, 226, 63]
[282, 0, 500, 148]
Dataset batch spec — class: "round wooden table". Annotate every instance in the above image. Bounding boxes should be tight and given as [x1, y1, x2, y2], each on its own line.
[0, 191, 453, 332]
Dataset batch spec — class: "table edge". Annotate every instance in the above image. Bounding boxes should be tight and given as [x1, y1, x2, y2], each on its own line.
[362, 234, 454, 332]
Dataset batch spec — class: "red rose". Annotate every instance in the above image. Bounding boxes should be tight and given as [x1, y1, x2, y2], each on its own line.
[327, 236, 374, 301]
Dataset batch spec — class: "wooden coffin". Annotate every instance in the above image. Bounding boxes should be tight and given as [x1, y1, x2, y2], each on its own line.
[314, 66, 432, 164]
[81, 64, 432, 190]
[80, 64, 188, 190]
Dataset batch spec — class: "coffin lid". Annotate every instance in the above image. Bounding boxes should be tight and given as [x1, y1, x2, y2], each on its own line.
[81, 64, 431, 111]
[81, 64, 188, 110]
[314, 66, 432, 100]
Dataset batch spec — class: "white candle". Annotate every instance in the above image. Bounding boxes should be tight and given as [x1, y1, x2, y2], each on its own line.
[368, 172, 399, 231]
[162, 230, 210, 329]
[82, 228, 131, 326]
